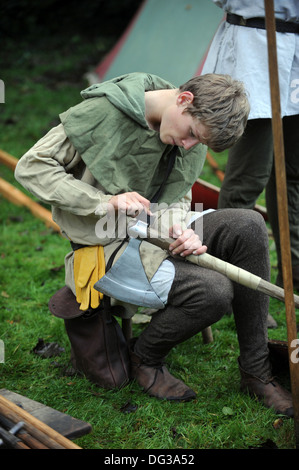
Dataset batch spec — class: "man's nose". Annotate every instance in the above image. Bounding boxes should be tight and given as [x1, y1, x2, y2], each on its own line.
[181, 138, 198, 150]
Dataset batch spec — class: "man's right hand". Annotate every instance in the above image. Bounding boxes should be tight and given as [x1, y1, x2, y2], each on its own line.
[108, 192, 152, 217]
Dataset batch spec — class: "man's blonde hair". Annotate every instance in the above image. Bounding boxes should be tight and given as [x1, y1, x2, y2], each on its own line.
[179, 74, 250, 152]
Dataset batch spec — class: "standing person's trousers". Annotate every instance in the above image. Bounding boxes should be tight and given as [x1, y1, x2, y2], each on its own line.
[218, 116, 299, 275]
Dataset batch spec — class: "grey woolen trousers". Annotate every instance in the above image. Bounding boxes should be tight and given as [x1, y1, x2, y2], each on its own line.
[218, 116, 299, 271]
[134, 208, 272, 381]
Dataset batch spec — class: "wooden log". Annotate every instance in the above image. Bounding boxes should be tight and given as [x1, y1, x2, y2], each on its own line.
[0, 177, 60, 232]
[0, 395, 81, 449]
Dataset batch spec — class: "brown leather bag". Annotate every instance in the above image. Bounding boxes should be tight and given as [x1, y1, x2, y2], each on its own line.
[48, 286, 130, 389]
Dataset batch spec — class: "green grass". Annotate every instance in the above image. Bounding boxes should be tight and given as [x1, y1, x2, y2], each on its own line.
[0, 32, 297, 450]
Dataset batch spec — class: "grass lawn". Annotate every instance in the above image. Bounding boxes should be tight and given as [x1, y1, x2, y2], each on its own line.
[0, 29, 297, 451]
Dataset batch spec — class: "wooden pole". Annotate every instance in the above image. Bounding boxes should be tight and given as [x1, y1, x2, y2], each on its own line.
[0, 148, 60, 232]
[0, 413, 49, 449]
[0, 395, 81, 449]
[264, 0, 299, 448]
[0, 424, 30, 449]
[0, 177, 60, 232]
[0, 148, 18, 170]
[206, 151, 225, 181]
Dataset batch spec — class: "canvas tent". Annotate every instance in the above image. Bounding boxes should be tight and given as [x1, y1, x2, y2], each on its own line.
[95, 0, 224, 86]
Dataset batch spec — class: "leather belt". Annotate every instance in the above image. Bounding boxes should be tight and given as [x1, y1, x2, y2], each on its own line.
[70, 241, 89, 251]
[226, 13, 299, 34]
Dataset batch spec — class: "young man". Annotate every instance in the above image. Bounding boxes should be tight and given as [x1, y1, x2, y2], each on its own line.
[15, 72, 293, 416]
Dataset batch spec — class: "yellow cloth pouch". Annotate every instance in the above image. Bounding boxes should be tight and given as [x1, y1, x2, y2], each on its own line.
[73, 246, 105, 310]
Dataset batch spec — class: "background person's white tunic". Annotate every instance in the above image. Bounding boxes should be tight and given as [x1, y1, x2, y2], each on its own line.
[201, 0, 299, 120]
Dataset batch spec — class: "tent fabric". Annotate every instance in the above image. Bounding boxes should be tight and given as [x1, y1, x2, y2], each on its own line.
[95, 0, 224, 86]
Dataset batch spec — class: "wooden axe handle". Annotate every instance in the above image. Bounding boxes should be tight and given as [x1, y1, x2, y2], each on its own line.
[145, 228, 299, 309]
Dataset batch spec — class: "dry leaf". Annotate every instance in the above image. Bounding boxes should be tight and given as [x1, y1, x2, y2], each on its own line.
[273, 418, 283, 429]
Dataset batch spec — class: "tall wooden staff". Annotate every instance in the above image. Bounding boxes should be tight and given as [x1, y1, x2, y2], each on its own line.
[264, 0, 299, 448]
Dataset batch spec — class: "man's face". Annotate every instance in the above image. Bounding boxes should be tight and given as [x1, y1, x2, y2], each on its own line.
[159, 92, 209, 150]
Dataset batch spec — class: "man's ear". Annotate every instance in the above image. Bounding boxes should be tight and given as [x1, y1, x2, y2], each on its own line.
[177, 91, 194, 106]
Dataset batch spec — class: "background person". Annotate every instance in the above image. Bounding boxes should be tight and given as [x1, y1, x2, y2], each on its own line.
[202, 0, 299, 290]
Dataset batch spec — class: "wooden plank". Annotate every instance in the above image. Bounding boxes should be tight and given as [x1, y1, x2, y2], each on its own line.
[0, 389, 92, 440]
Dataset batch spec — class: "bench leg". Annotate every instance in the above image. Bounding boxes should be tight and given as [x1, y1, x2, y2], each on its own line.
[201, 326, 213, 344]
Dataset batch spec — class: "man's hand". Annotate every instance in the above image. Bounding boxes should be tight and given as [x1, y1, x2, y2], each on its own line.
[108, 192, 152, 217]
[169, 224, 207, 257]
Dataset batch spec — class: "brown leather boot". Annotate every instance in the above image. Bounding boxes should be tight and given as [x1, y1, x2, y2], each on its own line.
[239, 361, 293, 417]
[130, 350, 196, 402]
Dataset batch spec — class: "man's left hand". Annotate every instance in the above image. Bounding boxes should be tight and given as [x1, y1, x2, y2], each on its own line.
[169, 224, 207, 257]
